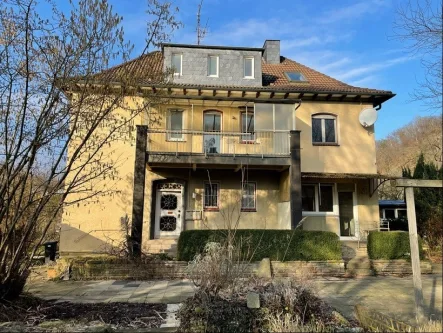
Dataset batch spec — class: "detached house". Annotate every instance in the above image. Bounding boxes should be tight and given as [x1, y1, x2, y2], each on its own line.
[60, 40, 395, 255]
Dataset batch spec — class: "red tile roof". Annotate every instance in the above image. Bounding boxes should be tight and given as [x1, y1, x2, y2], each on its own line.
[92, 51, 393, 96]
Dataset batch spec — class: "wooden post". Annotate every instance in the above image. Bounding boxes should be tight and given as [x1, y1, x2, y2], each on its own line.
[404, 186, 425, 323]
[394, 178, 442, 323]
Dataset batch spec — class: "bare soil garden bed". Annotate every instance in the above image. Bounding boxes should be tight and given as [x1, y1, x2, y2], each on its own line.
[0, 294, 166, 332]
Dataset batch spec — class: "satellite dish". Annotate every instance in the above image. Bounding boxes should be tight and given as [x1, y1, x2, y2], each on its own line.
[359, 107, 378, 127]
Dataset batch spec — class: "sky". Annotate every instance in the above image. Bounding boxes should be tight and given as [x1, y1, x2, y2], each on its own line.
[84, 0, 441, 140]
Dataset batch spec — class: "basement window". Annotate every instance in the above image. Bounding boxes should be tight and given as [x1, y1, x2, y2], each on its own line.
[284, 72, 307, 82]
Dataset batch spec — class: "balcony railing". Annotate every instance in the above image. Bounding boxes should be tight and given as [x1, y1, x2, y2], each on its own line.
[147, 129, 290, 156]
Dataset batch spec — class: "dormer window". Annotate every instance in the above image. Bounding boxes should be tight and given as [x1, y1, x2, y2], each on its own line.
[207, 55, 219, 77]
[244, 57, 254, 79]
[171, 53, 182, 76]
[284, 72, 307, 82]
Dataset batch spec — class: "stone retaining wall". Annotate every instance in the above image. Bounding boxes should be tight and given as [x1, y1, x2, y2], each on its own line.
[371, 260, 432, 276]
[271, 261, 346, 277]
[65, 258, 433, 280]
[70, 259, 187, 280]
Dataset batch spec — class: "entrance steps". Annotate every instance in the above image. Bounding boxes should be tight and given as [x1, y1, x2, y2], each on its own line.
[145, 238, 178, 257]
[341, 241, 373, 276]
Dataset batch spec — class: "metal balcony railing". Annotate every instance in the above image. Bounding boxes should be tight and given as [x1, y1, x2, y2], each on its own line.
[147, 129, 290, 156]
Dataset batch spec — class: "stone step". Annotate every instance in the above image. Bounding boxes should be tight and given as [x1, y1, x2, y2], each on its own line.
[347, 268, 374, 277]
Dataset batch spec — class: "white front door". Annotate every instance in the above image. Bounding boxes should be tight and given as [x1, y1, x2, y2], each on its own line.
[155, 183, 184, 238]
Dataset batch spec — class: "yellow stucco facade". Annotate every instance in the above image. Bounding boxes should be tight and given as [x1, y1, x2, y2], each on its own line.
[60, 97, 381, 254]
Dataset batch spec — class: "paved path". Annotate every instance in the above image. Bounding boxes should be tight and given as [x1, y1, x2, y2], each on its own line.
[26, 275, 442, 325]
[313, 274, 442, 324]
[25, 279, 196, 304]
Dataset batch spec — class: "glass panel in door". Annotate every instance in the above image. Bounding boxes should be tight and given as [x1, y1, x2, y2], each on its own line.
[203, 112, 221, 154]
[338, 192, 355, 237]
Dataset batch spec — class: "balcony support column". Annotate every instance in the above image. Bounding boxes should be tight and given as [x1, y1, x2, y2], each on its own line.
[131, 125, 148, 257]
[290, 130, 302, 229]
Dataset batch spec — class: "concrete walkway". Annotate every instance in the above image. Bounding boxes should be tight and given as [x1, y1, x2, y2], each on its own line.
[313, 274, 442, 324]
[25, 279, 196, 304]
[26, 275, 442, 325]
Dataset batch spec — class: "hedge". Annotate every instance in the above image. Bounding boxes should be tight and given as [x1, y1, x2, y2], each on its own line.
[367, 231, 424, 260]
[177, 229, 342, 262]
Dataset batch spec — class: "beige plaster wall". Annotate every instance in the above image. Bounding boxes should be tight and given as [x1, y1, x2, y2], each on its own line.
[302, 216, 340, 234]
[60, 96, 145, 254]
[296, 101, 377, 174]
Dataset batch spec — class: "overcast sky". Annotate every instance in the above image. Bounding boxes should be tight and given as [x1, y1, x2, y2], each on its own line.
[102, 0, 440, 139]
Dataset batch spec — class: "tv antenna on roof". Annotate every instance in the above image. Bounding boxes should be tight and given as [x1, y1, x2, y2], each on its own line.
[359, 107, 378, 127]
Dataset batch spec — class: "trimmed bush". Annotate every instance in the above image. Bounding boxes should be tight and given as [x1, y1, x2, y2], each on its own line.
[177, 229, 342, 262]
[367, 231, 424, 260]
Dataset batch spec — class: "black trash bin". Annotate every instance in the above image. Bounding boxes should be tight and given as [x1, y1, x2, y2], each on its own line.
[43, 241, 58, 263]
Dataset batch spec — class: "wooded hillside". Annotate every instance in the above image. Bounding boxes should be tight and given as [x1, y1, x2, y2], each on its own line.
[376, 115, 442, 199]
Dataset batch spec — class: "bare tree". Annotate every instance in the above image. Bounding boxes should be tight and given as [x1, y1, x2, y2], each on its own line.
[142, 0, 183, 54]
[393, 0, 443, 110]
[0, 0, 180, 300]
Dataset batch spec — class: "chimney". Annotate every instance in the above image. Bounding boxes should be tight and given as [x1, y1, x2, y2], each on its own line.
[263, 40, 280, 64]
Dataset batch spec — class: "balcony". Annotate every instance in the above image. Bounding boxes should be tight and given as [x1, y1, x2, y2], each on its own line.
[146, 129, 291, 168]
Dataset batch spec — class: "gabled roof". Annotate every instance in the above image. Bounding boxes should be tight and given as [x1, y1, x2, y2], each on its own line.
[262, 57, 391, 95]
[91, 51, 393, 97]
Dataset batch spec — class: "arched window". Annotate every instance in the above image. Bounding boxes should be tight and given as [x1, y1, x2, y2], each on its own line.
[312, 114, 337, 144]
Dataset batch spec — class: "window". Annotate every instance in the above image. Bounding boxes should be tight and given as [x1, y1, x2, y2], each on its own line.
[284, 72, 307, 82]
[397, 209, 407, 219]
[208, 55, 219, 77]
[204, 182, 219, 210]
[241, 111, 255, 141]
[171, 53, 182, 76]
[244, 57, 254, 78]
[167, 109, 184, 140]
[312, 114, 337, 144]
[302, 184, 334, 213]
[241, 182, 256, 211]
[384, 209, 395, 219]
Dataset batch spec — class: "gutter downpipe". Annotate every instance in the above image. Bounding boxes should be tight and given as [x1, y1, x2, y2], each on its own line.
[375, 103, 382, 111]
[293, 99, 302, 130]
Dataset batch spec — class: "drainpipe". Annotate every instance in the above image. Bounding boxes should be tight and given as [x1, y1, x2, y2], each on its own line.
[375, 104, 382, 111]
[293, 99, 302, 130]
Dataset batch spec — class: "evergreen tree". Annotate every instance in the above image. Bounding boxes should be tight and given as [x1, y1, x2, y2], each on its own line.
[404, 153, 443, 248]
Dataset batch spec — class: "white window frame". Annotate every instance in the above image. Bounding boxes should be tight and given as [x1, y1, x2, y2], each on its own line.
[171, 53, 182, 76]
[244, 56, 254, 79]
[302, 183, 338, 216]
[166, 109, 185, 141]
[241, 182, 257, 211]
[382, 208, 407, 219]
[204, 182, 220, 210]
[312, 114, 338, 144]
[207, 55, 219, 77]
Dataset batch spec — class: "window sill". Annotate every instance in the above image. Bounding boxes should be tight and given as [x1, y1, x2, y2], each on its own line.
[207, 75, 219, 78]
[312, 142, 340, 146]
[302, 212, 338, 217]
[240, 140, 256, 144]
[241, 208, 257, 212]
[204, 207, 219, 212]
[243, 76, 255, 79]
[166, 139, 186, 142]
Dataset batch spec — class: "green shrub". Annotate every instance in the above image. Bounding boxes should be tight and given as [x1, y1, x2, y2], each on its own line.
[177, 229, 342, 262]
[367, 231, 424, 260]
